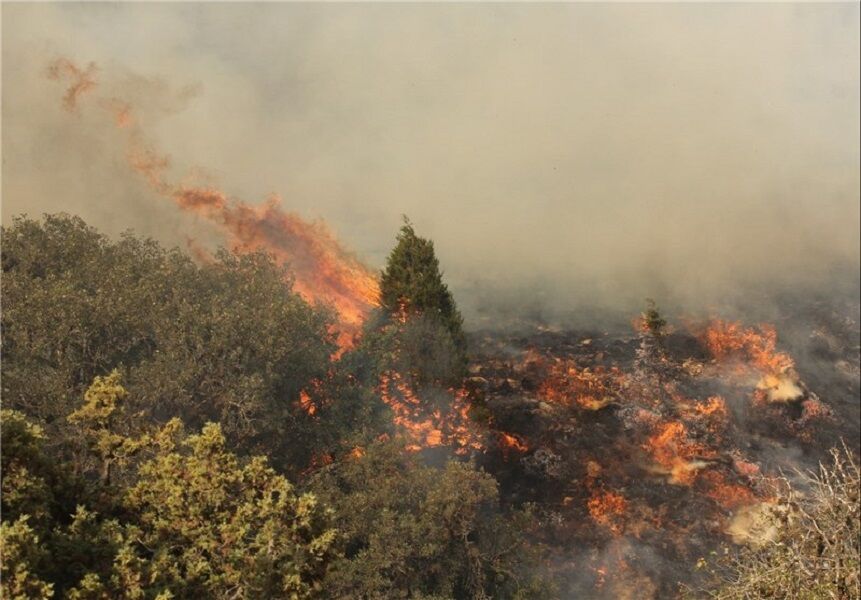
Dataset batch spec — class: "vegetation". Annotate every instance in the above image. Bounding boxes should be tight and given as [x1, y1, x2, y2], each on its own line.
[697, 446, 860, 600]
[377, 217, 467, 383]
[634, 298, 674, 389]
[5, 214, 855, 599]
[0, 214, 545, 599]
[310, 442, 549, 599]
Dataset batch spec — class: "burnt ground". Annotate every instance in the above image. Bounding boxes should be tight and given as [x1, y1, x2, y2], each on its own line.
[462, 300, 860, 598]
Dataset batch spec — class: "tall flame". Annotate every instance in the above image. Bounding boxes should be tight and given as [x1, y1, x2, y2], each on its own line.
[47, 58, 379, 347]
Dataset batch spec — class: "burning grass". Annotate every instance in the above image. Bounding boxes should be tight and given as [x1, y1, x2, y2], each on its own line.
[465, 311, 847, 598]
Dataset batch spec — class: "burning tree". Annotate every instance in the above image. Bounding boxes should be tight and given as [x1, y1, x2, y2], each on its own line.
[634, 299, 669, 377]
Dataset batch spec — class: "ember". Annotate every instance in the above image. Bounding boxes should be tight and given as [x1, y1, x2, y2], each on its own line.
[378, 371, 484, 455]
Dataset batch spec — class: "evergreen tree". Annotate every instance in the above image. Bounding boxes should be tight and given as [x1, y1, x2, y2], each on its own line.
[378, 217, 467, 379]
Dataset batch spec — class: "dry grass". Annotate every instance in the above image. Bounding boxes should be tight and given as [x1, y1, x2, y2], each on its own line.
[696, 444, 860, 600]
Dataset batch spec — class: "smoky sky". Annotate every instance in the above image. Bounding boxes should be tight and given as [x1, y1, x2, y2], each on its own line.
[2, 2, 859, 322]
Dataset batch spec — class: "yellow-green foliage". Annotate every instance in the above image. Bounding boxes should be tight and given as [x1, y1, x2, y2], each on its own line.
[68, 371, 150, 485]
[0, 410, 53, 523]
[119, 421, 337, 598]
[2, 380, 337, 599]
[0, 516, 54, 599]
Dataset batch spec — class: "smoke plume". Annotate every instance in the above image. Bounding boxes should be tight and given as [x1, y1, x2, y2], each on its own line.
[3, 3, 859, 325]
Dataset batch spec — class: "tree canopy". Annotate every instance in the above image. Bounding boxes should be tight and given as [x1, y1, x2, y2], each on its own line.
[1, 214, 547, 599]
[375, 218, 467, 384]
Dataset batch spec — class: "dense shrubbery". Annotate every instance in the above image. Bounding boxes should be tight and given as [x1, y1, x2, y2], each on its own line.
[310, 441, 549, 599]
[0, 214, 546, 599]
[2, 214, 336, 467]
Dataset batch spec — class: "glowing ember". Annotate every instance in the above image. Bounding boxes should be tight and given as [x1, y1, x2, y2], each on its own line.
[588, 490, 628, 534]
[694, 396, 728, 418]
[700, 471, 758, 510]
[537, 357, 623, 410]
[378, 372, 484, 455]
[687, 395, 730, 437]
[298, 390, 317, 416]
[498, 432, 529, 455]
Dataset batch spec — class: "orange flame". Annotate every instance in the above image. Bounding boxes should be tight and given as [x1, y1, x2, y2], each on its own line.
[378, 372, 483, 455]
[498, 432, 529, 455]
[588, 490, 628, 534]
[702, 319, 794, 375]
[298, 390, 317, 416]
[47, 58, 380, 349]
[643, 421, 713, 485]
[537, 356, 623, 410]
[700, 471, 758, 510]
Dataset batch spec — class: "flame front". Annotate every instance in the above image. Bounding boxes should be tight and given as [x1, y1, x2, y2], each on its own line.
[48, 58, 380, 348]
[701, 319, 805, 404]
[702, 319, 794, 375]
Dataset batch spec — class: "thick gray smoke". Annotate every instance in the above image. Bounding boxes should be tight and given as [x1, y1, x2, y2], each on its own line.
[3, 3, 859, 325]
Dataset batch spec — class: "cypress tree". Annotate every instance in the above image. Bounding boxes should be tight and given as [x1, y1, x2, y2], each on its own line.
[379, 217, 467, 374]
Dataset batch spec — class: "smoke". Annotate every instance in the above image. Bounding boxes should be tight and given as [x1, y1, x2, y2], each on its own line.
[3, 3, 859, 324]
[38, 54, 380, 338]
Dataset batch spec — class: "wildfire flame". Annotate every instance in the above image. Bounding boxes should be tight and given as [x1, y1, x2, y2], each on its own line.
[702, 319, 794, 375]
[643, 421, 713, 485]
[298, 390, 317, 416]
[588, 490, 628, 534]
[498, 432, 529, 455]
[378, 371, 484, 455]
[702, 319, 806, 404]
[536, 356, 623, 411]
[47, 58, 380, 349]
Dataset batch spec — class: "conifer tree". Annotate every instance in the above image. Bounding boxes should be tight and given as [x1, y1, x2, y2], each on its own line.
[378, 217, 467, 375]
